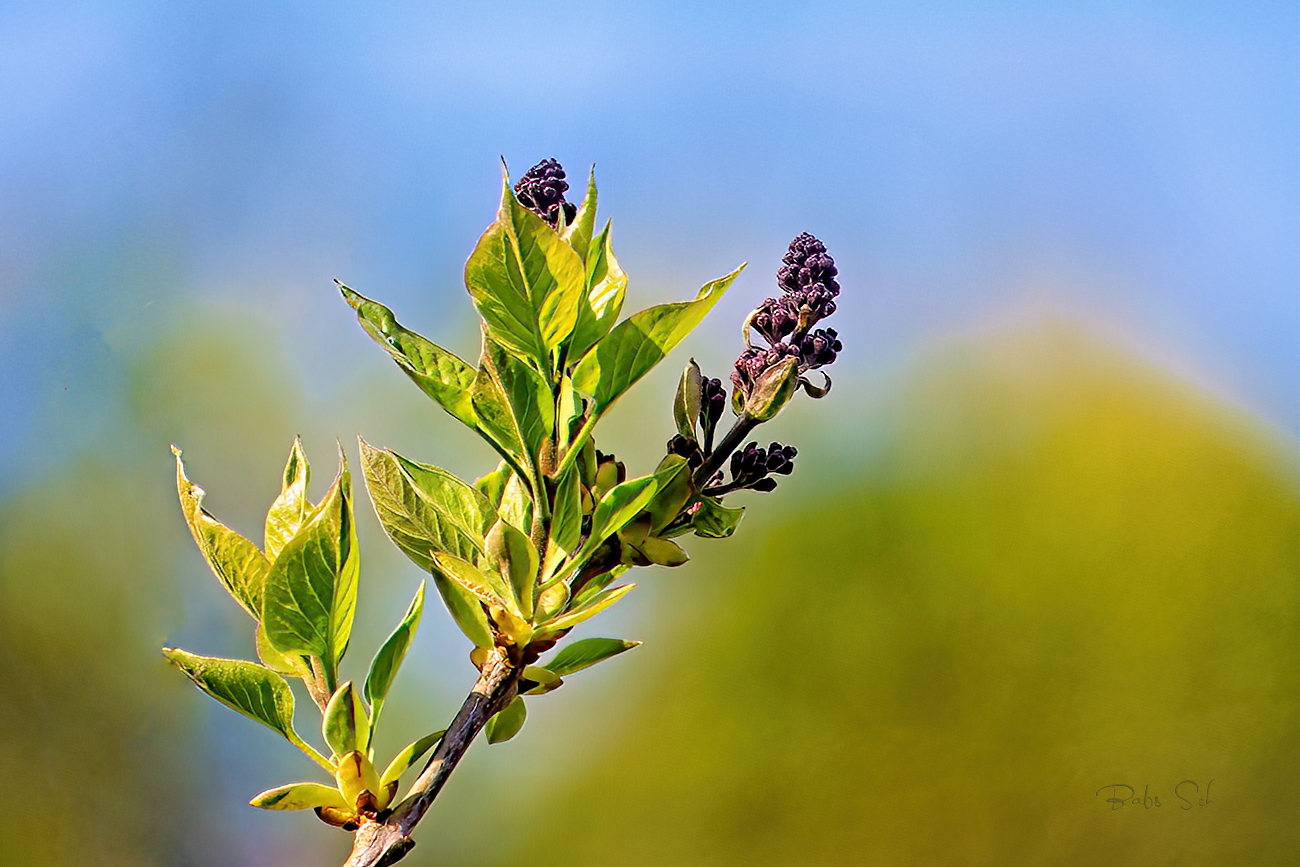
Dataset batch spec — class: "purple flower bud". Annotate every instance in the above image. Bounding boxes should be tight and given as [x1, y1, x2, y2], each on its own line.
[514, 158, 577, 227]
[776, 233, 839, 327]
[751, 297, 800, 345]
[731, 343, 799, 403]
[797, 327, 841, 371]
[701, 377, 727, 427]
[720, 440, 796, 494]
[666, 434, 704, 469]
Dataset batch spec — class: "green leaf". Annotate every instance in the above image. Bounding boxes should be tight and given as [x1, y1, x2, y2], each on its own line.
[471, 327, 537, 485]
[479, 331, 554, 470]
[429, 565, 494, 650]
[545, 638, 641, 677]
[364, 581, 425, 735]
[691, 496, 745, 539]
[549, 462, 583, 557]
[339, 282, 478, 427]
[644, 455, 694, 535]
[561, 167, 598, 264]
[250, 782, 350, 812]
[568, 564, 630, 612]
[255, 621, 309, 677]
[323, 681, 369, 758]
[173, 447, 270, 619]
[673, 360, 703, 440]
[264, 437, 312, 562]
[569, 264, 743, 414]
[485, 519, 538, 621]
[485, 696, 527, 744]
[262, 449, 359, 683]
[379, 730, 446, 789]
[474, 461, 511, 511]
[565, 222, 628, 363]
[585, 475, 661, 556]
[431, 551, 519, 617]
[358, 439, 490, 569]
[464, 174, 586, 370]
[542, 583, 636, 632]
[163, 648, 297, 741]
[498, 470, 534, 534]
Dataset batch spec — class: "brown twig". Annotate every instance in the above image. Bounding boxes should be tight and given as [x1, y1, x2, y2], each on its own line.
[342, 646, 521, 867]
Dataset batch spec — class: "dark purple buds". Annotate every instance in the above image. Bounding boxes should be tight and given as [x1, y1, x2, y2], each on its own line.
[514, 158, 578, 227]
[797, 327, 841, 370]
[666, 434, 705, 470]
[716, 441, 797, 494]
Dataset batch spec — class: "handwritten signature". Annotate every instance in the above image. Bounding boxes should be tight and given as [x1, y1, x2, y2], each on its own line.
[1096, 780, 1214, 810]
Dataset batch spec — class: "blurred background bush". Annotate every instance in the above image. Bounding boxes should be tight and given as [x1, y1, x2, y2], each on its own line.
[1, 3, 1295, 865]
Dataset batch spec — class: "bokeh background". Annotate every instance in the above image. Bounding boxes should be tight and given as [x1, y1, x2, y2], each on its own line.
[2, 3, 1296, 865]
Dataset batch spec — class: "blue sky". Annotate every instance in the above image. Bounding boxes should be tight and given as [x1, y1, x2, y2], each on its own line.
[2, 1, 1297, 493]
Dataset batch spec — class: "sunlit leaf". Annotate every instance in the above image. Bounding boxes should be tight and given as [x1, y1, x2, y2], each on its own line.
[569, 264, 743, 414]
[430, 551, 518, 616]
[379, 729, 446, 789]
[566, 222, 628, 363]
[262, 449, 359, 682]
[163, 648, 296, 741]
[561, 167, 597, 264]
[255, 621, 309, 677]
[464, 174, 586, 370]
[485, 519, 538, 621]
[691, 496, 745, 539]
[674, 360, 703, 440]
[471, 327, 537, 484]
[322, 681, 369, 758]
[542, 583, 636, 632]
[585, 476, 661, 557]
[549, 462, 583, 557]
[264, 437, 312, 562]
[485, 696, 527, 744]
[479, 332, 554, 470]
[364, 581, 425, 734]
[544, 638, 641, 677]
[250, 782, 350, 812]
[339, 282, 478, 427]
[173, 447, 270, 618]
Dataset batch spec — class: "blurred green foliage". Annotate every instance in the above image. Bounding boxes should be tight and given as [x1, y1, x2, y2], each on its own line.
[498, 324, 1299, 867]
[1, 313, 1294, 866]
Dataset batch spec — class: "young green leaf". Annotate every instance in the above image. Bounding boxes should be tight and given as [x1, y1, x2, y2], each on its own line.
[691, 496, 745, 539]
[335, 750, 382, 811]
[474, 460, 511, 511]
[484, 519, 538, 621]
[673, 360, 703, 440]
[359, 439, 489, 569]
[478, 332, 554, 471]
[463, 174, 586, 370]
[429, 567, 494, 651]
[323, 681, 370, 758]
[339, 282, 478, 427]
[250, 782, 351, 812]
[585, 475, 661, 556]
[565, 222, 628, 363]
[568, 564, 630, 611]
[560, 167, 597, 264]
[544, 637, 641, 677]
[569, 264, 743, 415]
[262, 450, 359, 684]
[264, 437, 312, 561]
[255, 621, 310, 677]
[430, 551, 520, 618]
[485, 696, 527, 744]
[643, 455, 694, 535]
[162, 648, 328, 769]
[541, 583, 636, 632]
[173, 447, 270, 619]
[549, 462, 583, 557]
[471, 327, 538, 485]
[379, 729, 446, 789]
[364, 581, 425, 735]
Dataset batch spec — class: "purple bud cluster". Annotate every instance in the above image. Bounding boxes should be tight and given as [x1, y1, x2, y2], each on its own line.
[727, 441, 797, 493]
[514, 158, 578, 227]
[666, 434, 705, 470]
[732, 233, 841, 401]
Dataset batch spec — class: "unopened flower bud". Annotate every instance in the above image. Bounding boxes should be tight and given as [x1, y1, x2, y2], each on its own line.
[514, 158, 578, 227]
[666, 434, 704, 469]
[776, 232, 839, 328]
[797, 327, 841, 371]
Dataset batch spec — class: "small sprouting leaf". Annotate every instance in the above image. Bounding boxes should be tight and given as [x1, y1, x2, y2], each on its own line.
[359, 439, 490, 569]
[464, 174, 586, 370]
[264, 438, 312, 562]
[430, 551, 519, 616]
[568, 564, 630, 611]
[335, 750, 382, 812]
[521, 665, 562, 695]
[163, 648, 297, 740]
[485, 696, 527, 744]
[566, 222, 628, 363]
[323, 681, 369, 759]
[379, 730, 446, 789]
[545, 638, 641, 677]
[585, 476, 661, 556]
[549, 462, 583, 557]
[498, 470, 534, 534]
[339, 282, 478, 427]
[173, 447, 270, 619]
[262, 449, 359, 681]
[542, 583, 636, 632]
[474, 461, 512, 511]
[561, 167, 598, 263]
[674, 360, 703, 440]
[250, 782, 350, 812]
[364, 581, 425, 735]
[691, 496, 745, 539]
[569, 264, 743, 414]
[485, 519, 538, 621]
[742, 354, 799, 421]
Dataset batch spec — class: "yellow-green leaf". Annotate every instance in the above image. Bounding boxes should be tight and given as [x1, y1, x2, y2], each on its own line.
[250, 782, 350, 812]
[264, 437, 312, 562]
